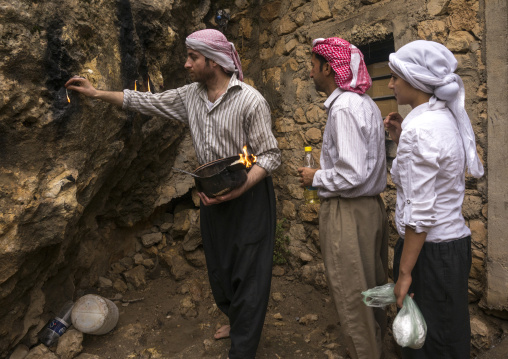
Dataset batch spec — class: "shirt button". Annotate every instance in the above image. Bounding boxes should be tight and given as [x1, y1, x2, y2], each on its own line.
[407, 200, 411, 204]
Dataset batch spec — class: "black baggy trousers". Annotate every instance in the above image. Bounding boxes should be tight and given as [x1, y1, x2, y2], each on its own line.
[393, 235, 472, 359]
[200, 176, 276, 359]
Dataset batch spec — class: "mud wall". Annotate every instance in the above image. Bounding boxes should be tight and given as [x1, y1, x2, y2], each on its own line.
[0, 0, 502, 356]
[485, 0, 508, 313]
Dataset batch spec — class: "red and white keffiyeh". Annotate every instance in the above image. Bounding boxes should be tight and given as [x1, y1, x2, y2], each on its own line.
[186, 29, 244, 81]
[312, 37, 371, 94]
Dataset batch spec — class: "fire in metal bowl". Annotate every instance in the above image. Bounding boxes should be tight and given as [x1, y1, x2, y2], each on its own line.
[173, 146, 256, 198]
[192, 155, 248, 198]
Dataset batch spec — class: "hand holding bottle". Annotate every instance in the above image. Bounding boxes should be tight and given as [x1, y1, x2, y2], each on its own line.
[298, 146, 320, 204]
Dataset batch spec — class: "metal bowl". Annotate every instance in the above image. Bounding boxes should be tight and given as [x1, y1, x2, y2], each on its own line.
[193, 155, 247, 198]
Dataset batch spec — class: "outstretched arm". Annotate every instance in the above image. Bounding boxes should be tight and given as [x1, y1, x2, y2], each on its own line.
[65, 76, 124, 107]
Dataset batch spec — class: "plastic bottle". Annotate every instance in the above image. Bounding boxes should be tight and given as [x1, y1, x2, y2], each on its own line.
[303, 146, 320, 204]
[38, 300, 74, 347]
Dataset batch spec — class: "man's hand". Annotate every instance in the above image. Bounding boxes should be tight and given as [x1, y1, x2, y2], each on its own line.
[394, 272, 412, 308]
[297, 167, 318, 188]
[198, 184, 244, 206]
[384, 112, 403, 145]
[198, 164, 267, 206]
[65, 76, 124, 106]
[65, 76, 98, 97]
[394, 226, 427, 308]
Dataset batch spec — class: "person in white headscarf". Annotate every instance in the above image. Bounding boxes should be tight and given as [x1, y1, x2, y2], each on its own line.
[384, 40, 483, 359]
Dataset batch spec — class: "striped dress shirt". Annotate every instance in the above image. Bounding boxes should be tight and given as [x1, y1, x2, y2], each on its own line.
[313, 88, 387, 198]
[123, 74, 281, 174]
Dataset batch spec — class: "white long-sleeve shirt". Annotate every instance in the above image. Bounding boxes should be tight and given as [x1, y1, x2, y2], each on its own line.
[312, 88, 387, 198]
[122, 74, 281, 174]
[391, 100, 471, 242]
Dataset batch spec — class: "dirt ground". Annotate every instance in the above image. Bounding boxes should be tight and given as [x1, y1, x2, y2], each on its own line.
[76, 266, 401, 359]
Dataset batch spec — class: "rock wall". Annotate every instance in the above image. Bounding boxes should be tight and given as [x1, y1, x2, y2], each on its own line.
[0, 0, 500, 356]
[0, 0, 207, 355]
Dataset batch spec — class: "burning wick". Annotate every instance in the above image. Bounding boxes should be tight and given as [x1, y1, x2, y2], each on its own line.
[147, 75, 151, 93]
[66, 89, 70, 103]
[238, 145, 257, 168]
[134, 77, 151, 92]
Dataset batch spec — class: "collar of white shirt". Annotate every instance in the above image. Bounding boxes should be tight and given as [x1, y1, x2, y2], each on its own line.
[323, 87, 345, 113]
[401, 100, 447, 130]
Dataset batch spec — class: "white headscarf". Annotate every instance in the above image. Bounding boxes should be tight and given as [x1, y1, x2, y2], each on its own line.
[389, 40, 484, 178]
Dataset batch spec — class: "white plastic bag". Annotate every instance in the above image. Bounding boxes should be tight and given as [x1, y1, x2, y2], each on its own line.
[362, 283, 427, 349]
[392, 295, 427, 349]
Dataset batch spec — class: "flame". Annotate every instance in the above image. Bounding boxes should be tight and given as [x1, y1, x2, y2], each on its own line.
[147, 75, 151, 93]
[66, 89, 70, 103]
[238, 145, 257, 168]
[134, 80, 137, 91]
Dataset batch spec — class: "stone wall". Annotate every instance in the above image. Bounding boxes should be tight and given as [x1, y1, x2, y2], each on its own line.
[238, 0, 493, 353]
[0, 0, 503, 356]
[249, 0, 487, 277]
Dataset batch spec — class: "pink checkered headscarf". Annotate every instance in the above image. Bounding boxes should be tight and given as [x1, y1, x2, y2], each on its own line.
[312, 37, 371, 94]
[186, 29, 244, 81]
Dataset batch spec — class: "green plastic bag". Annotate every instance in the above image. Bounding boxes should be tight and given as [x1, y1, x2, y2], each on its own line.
[361, 283, 427, 349]
[361, 283, 396, 308]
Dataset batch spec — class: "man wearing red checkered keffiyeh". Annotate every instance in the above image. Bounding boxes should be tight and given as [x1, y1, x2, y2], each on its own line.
[298, 37, 388, 359]
[312, 37, 372, 94]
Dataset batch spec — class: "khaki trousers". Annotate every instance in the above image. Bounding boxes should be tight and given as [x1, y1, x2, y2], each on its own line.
[319, 195, 389, 359]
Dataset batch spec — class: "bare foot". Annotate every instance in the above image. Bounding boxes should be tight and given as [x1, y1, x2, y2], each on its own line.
[214, 324, 230, 340]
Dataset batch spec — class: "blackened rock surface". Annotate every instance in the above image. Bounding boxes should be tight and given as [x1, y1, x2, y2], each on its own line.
[0, 0, 203, 355]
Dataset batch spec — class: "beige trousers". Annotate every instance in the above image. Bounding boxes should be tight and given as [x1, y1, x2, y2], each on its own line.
[319, 195, 389, 359]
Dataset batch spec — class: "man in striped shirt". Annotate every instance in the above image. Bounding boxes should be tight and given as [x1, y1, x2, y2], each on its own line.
[298, 38, 388, 359]
[66, 29, 280, 359]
